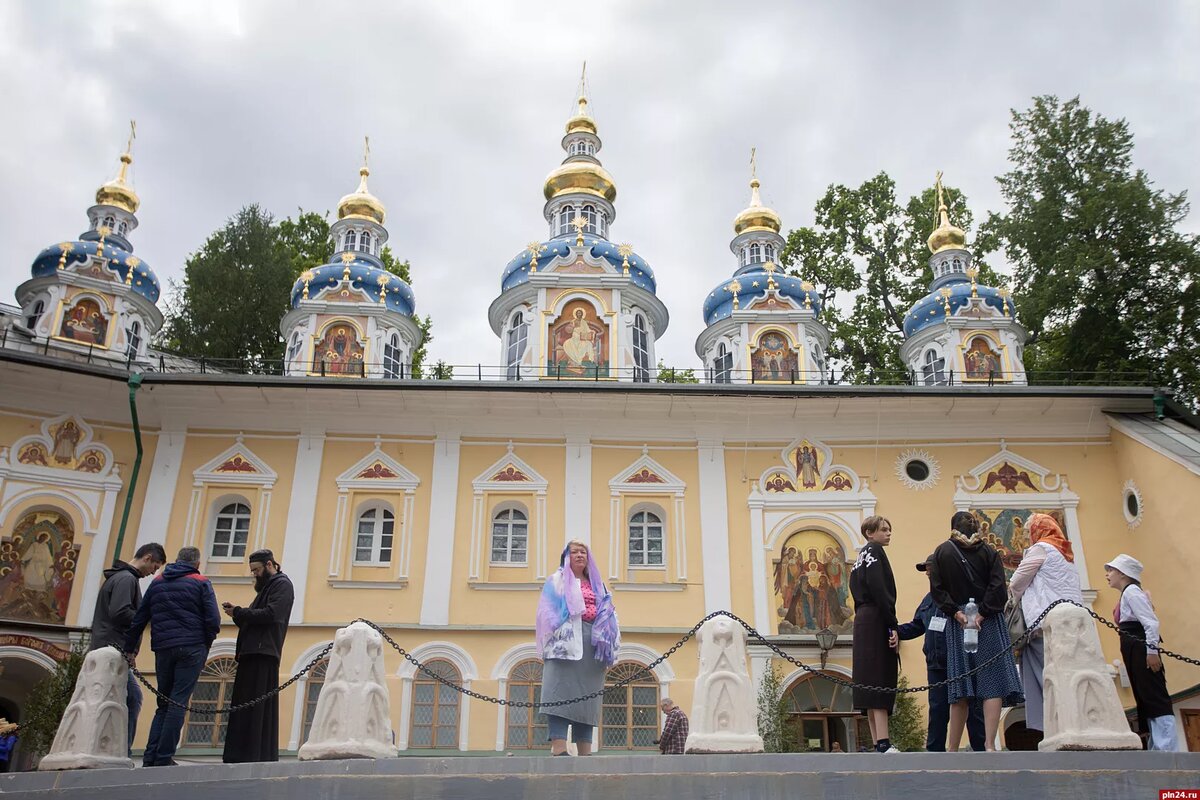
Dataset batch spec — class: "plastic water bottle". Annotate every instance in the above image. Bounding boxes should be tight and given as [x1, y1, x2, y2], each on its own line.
[963, 598, 979, 653]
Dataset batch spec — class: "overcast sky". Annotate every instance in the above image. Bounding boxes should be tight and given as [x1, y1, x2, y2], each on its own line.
[3, 1, 1198, 369]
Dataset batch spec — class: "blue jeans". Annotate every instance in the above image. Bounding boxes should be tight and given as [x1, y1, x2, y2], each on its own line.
[547, 714, 594, 744]
[926, 666, 986, 751]
[126, 669, 143, 757]
[142, 644, 207, 766]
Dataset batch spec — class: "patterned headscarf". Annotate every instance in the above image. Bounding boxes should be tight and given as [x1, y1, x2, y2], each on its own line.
[1029, 512, 1074, 563]
[535, 544, 621, 665]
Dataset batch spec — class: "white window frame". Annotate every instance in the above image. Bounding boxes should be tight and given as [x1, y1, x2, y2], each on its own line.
[353, 504, 395, 566]
[714, 342, 733, 384]
[557, 205, 575, 237]
[749, 242, 762, 263]
[26, 299, 45, 330]
[505, 312, 528, 379]
[489, 504, 529, 566]
[343, 229, 358, 252]
[632, 314, 650, 383]
[627, 507, 665, 568]
[209, 500, 252, 561]
[922, 347, 947, 386]
[383, 332, 403, 379]
[125, 319, 142, 360]
[359, 230, 372, 254]
[287, 331, 304, 369]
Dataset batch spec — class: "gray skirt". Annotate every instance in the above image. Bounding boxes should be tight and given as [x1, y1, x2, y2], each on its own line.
[539, 621, 606, 727]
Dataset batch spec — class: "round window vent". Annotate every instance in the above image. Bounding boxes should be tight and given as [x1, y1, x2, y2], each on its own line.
[1122, 480, 1143, 529]
[896, 449, 940, 491]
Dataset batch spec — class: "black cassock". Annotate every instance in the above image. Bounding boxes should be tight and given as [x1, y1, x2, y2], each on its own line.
[223, 654, 280, 763]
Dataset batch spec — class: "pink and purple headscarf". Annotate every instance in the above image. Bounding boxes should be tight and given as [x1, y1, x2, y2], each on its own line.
[536, 544, 620, 665]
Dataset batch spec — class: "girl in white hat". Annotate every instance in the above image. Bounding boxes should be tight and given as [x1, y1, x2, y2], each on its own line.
[1104, 554, 1177, 751]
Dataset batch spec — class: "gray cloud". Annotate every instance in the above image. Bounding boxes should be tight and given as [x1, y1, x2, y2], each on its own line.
[3, 0, 1197, 368]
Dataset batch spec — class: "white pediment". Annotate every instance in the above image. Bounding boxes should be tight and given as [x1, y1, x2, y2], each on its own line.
[336, 439, 420, 492]
[957, 441, 1064, 493]
[472, 444, 548, 494]
[193, 435, 277, 487]
[608, 450, 685, 495]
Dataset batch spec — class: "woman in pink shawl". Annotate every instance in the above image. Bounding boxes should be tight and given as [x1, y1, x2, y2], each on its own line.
[536, 540, 620, 755]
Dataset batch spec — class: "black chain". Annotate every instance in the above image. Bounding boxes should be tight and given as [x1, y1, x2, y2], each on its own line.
[116, 600, 1197, 714]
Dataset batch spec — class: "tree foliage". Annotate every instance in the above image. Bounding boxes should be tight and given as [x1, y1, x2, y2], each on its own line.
[656, 360, 698, 383]
[20, 638, 88, 760]
[755, 661, 801, 753]
[162, 207, 433, 376]
[888, 675, 925, 752]
[780, 173, 1000, 383]
[979, 95, 1200, 406]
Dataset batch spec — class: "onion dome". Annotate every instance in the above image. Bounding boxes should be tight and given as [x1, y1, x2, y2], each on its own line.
[290, 256, 415, 316]
[544, 92, 617, 204]
[904, 282, 1015, 337]
[500, 237, 657, 294]
[95, 152, 140, 214]
[29, 240, 160, 303]
[927, 173, 966, 254]
[732, 176, 781, 236]
[565, 93, 598, 136]
[702, 270, 821, 325]
[337, 166, 386, 224]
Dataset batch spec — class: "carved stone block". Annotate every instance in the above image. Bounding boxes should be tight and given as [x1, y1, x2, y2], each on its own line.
[1038, 604, 1142, 751]
[39, 648, 134, 770]
[298, 622, 397, 760]
[685, 616, 764, 754]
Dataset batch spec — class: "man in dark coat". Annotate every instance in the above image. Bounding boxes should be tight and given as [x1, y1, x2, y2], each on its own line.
[90, 542, 166, 755]
[124, 546, 221, 766]
[897, 559, 986, 751]
[221, 549, 294, 763]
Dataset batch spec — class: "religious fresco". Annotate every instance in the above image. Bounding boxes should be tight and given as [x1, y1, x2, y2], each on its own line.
[313, 324, 365, 376]
[58, 297, 109, 346]
[980, 461, 1040, 493]
[963, 335, 1002, 379]
[970, 508, 1065, 577]
[0, 511, 80, 625]
[789, 441, 823, 490]
[773, 530, 854, 635]
[749, 330, 798, 382]
[14, 418, 108, 474]
[548, 300, 608, 377]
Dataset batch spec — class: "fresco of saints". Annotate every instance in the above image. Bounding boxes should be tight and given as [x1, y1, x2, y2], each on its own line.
[561, 308, 596, 369]
[823, 545, 849, 608]
[20, 534, 56, 593]
[773, 547, 801, 614]
[814, 575, 848, 630]
[965, 337, 1002, 379]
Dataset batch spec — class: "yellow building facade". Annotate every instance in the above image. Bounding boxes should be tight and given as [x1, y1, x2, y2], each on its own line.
[2, 352, 1198, 757]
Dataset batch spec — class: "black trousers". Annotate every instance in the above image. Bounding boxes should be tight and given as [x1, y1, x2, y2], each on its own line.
[222, 654, 280, 763]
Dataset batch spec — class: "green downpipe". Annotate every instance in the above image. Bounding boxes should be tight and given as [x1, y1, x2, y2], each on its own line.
[111, 373, 144, 564]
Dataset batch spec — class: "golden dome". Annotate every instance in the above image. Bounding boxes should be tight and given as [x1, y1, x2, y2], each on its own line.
[95, 153, 140, 214]
[565, 94, 597, 136]
[337, 166, 386, 224]
[927, 202, 966, 253]
[543, 160, 617, 203]
[733, 178, 781, 235]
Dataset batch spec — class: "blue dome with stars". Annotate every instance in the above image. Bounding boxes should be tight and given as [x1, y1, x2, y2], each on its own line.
[30, 239, 161, 303]
[903, 280, 1014, 337]
[702, 269, 821, 325]
[290, 257, 415, 316]
[500, 237, 658, 294]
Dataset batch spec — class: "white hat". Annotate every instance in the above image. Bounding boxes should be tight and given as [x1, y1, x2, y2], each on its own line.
[1104, 553, 1144, 581]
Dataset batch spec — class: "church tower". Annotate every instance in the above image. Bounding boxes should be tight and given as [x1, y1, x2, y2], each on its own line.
[695, 152, 827, 383]
[900, 173, 1027, 385]
[14, 123, 163, 366]
[280, 140, 422, 378]
[488, 68, 669, 381]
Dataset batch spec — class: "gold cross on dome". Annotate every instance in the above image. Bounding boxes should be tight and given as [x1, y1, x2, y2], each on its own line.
[126, 120, 137, 154]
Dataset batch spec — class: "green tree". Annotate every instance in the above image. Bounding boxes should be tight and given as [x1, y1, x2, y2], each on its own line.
[888, 676, 925, 752]
[656, 360, 698, 383]
[756, 661, 800, 753]
[980, 95, 1200, 407]
[160, 204, 294, 365]
[20, 638, 88, 760]
[780, 173, 1000, 384]
[276, 209, 333, 276]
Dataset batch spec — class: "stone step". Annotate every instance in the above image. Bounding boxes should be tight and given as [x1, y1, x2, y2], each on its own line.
[5, 752, 1199, 800]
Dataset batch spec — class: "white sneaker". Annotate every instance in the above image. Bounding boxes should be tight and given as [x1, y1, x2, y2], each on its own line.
[882, 746, 900, 753]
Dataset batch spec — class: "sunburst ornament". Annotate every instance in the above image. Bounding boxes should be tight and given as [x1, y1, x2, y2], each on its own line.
[300, 270, 314, 300]
[571, 214, 588, 246]
[618, 243, 634, 275]
[376, 272, 390, 304]
[896, 449, 940, 491]
[57, 242, 74, 270]
[526, 241, 546, 273]
[1122, 479, 1144, 529]
[725, 279, 742, 310]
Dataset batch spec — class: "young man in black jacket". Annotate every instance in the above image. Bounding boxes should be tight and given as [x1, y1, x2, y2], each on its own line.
[89, 542, 166, 755]
[221, 548, 294, 763]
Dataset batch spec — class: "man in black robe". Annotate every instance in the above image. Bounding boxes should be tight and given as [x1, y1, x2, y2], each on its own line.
[221, 549, 294, 763]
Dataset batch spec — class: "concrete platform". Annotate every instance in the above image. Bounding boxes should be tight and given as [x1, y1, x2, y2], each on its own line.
[3, 752, 1199, 799]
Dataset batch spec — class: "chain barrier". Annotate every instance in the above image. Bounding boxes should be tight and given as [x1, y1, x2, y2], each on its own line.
[120, 599, 1197, 715]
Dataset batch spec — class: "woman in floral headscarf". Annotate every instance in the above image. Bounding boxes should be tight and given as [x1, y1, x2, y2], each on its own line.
[1009, 512, 1082, 732]
[536, 540, 620, 755]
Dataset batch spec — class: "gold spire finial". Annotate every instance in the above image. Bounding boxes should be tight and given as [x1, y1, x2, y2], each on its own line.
[939, 286, 953, 314]
[966, 265, 979, 298]
[363, 135, 371, 172]
[928, 170, 966, 253]
[526, 240, 546, 273]
[572, 214, 587, 246]
[726, 278, 742, 310]
[618, 243, 633, 275]
[57, 242, 74, 270]
[749, 147, 762, 206]
[934, 169, 945, 225]
[95, 121, 140, 213]
[377, 272, 390, 304]
[300, 269, 313, 299]
[764, 260, 778, 290]
[96, 226, 109, 260]
[340, 251, 355, 280]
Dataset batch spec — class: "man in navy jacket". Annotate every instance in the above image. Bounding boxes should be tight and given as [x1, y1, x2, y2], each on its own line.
[897, 559, 986, 751]
[124, 546, 221, 767]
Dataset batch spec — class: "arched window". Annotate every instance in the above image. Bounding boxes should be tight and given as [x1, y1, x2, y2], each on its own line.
[784, 671, 871, 753]
[343, 230, 358, 252]
[598, 209, 608, 238]
[600, 662, 659, 749]
[383, 332, 403, 379]
[287, 331, 304, 369]
[490, 507, 528, 564]
[765, 243, 776, 262]
[359, 230, 372, 254]
[921, 348, 947, 386]
[102, 215, 115, 232]
[714, 342, 733, 384]
[557, 205, 575, 237]
[354, 506, 395, 565]
[749, 242, 763, 263]
[210, 502, 251, 560]
[183, 657, 238, 748]
[628, 509, 664, 567]
[409, 659, 461, 748]
[25, 299, 45, 330]
[582, 205, 597, 234]
[632, 314, 650, 383]
[505, 312, 528, 380]
[300, 658, 329, 745]
[505, 660, 547, 748]
[812, 344, 826, 381]
[125, 320, 142, 360]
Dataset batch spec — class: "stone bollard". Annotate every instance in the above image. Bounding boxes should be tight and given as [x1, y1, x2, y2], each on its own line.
[298, 621, 397, 760]
[1038, 604, 1143, 751]
[39, 648, 134, 770]
[684, 616, 764, 753]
